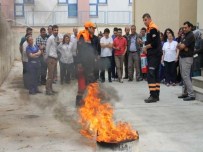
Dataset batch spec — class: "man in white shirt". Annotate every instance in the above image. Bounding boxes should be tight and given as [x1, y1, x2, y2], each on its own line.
[22, 37, 29, 89]
[100, 28, 113, 82]
[70, 27, 78, 79]
[45, 25, 59, 95]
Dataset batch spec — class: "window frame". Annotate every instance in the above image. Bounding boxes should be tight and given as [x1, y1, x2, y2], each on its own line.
[14, 3, 24, 17]
[15, 0, 24, 3]
[68, 0, 78, 17]
[89, 0, 98, 17]
[98, 0, 107, 4]
[23, 0, 35, 4]
[58, 0, 67, 4]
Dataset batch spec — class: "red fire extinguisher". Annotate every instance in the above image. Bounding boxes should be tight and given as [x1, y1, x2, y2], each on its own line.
[140, 53, 148, 73]
[77, 66, 86, 93]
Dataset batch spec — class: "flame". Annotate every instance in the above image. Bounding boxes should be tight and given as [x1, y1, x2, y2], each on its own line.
[79, 83, 139, 143]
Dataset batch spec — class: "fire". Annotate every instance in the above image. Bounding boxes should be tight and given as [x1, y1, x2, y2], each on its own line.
[79, 83, 139, 143]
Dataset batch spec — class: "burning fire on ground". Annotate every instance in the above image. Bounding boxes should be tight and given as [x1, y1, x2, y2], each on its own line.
[78, 83, 139, 144]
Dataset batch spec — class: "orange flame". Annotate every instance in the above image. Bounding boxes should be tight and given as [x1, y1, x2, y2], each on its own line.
[79, 83, 139, 143]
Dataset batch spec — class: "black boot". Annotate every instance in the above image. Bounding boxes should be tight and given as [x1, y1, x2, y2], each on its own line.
[76, 95, 83, 107]
[144, 96, 159, 103]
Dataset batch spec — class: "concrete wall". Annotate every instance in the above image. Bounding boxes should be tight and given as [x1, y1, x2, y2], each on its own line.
[0, 14, 15, 86]
[197, 0, 203, 29]
[179, 0, 197, 28]
[135, 0, 180, 34]
[134, 0, 197, 35]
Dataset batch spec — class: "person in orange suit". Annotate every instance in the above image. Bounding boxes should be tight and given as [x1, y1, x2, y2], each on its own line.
[142, 13, 162, 103]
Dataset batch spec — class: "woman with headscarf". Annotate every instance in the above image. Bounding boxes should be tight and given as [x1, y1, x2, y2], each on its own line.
[193, 29, 203, 76]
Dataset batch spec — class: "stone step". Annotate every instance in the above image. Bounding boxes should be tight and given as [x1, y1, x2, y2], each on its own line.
[192, 76, 203, 89]
[193, 86, 203, 102]
[201, 68, 203, 76]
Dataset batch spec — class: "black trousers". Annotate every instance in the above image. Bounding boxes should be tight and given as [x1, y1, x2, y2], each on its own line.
[22, 62, 29, 89]
[39, 56, 47, 84]
[59, 62, 73, 83]
[111, 50, 117, 79]
[147, 56, 161, 98]
[164, 61, 176, 83]
[124, 51, 129, 78]
[176, 60, 182, 83]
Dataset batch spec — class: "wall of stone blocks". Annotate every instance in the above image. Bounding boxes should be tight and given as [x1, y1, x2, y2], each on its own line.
[0, 14, 15, 86]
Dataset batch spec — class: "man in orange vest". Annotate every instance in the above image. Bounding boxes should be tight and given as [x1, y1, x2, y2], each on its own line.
[76, 21, 98, 106]
[142, 13, 162, 103]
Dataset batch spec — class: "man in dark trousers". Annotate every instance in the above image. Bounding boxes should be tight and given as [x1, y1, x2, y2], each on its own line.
[92, 33, 101, 81]
[76, 21, 98, 106]
[123, 26, 130, 79]
[177, 21, 196, 101]
[142, 13, 162, 103]
[111, 27, 118, 80]
[19, 27, 33, 89]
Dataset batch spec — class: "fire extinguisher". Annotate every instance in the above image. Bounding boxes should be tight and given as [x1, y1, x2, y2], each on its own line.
[77, 65, 86, 93]
[140, 53, 148, 73]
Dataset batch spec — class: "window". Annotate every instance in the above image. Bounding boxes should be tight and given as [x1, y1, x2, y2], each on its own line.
[89, 4, 98, 16]
[98, 0, 107, 4]
[14, 3, 24, 17]
[58, 0, 67, 4]
[15, 0, 23, 3]
[24, 0, 34, 4]
[89, 0, 98, 17]
[129, 0, 132, 5]
[68, 0, 77, 17]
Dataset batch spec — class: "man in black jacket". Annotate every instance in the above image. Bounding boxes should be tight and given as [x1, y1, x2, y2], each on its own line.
[142, 13, 162, 103]
[177, 21, 196, 101]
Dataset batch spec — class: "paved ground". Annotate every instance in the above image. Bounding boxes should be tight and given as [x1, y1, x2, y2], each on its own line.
[0, 61, 203, 152]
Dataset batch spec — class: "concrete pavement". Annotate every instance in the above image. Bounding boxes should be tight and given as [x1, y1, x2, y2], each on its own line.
[0, 61, 203, 152]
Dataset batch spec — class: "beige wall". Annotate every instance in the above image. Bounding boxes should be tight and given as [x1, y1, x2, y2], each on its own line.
[197, 0, 203, 29]
[179, 0, 197, 28]
[134, 0, 197, 35]
[0, 14, 15, 86]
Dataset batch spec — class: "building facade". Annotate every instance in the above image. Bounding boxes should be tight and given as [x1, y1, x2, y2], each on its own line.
[0, 0, 202, 32]
[0, 0, 133, 26]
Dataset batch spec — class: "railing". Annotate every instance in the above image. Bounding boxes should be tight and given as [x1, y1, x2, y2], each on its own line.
[15, 11, 132, 26]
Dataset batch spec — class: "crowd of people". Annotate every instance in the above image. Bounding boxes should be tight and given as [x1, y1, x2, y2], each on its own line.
[19, 13, 203, 103]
